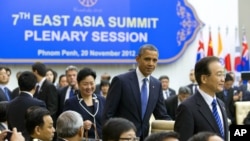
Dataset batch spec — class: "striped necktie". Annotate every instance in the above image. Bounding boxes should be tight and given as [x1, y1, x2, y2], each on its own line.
[212, 99, 224, 138]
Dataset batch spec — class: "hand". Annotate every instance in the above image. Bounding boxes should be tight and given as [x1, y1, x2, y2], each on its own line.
[10, 128, 24, 141]
[84, 120, 93, 130]
[239, 92, 243, 99]
[233, 92, 243, 101]
[0, 130, 7, 141]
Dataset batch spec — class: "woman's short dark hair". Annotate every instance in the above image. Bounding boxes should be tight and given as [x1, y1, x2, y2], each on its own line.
[187, 131, 219, 141]
[102, 118, 136, 141]
[144, 131, 180, 141]
[100, 80, 110, 90]
[77, 67, 96, 83]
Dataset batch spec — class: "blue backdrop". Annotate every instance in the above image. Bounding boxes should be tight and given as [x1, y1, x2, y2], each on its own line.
[0, 0, 203, 64]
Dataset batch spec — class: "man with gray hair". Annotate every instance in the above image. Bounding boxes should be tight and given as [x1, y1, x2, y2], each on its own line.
[57, 65, 79, 117]
[56, 110, 84, 141]
[165, 86, 191, 120]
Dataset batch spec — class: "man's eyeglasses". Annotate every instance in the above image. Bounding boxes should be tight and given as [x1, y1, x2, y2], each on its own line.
[119, 137, 140, 141]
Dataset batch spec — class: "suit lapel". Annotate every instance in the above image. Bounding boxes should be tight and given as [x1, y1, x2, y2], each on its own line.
[168, 89, 172, 95]
[196, 93, 220, 132]
[144, 76, 158, 119]
[0, 89, 6, 100]
[217, 99, 229, 137]
[62, 86, 69, 102]
[129, 72, 141, 116]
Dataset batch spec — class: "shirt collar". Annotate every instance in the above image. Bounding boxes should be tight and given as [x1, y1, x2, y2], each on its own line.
[136, 67, 150, 82]
[20, 91, 33, 97]
[37, 77, 46, 87]
[198, 88, 217, 106]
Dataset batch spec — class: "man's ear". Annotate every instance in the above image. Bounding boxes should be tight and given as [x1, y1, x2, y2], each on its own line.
[34, 126, 41, 135]
[78, 126, 84, 138]
[201, 75, 208, 84]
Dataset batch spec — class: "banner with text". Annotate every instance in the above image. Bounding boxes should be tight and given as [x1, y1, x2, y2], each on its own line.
[0, 0, 203, 64]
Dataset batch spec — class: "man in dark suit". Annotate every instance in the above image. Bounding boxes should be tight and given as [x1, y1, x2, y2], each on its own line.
[216, 73, 236, 124]
[238, 80, 250, 101]
[6, 71, 46, 140]
[159, 75, 176, 100]
[25, 106, 55, 141]
[186, 69, 198, 95]
[32, 62, 58, 125]
[165, 86, 191, 120]
[174, 56, 229, 141]
[0, 66, 14, 102]
[57, 65, 78, 117]
[103, 44, 172, 141]
[0, 101, 8, 131]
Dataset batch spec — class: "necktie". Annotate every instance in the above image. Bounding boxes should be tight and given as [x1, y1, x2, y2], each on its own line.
[69, 88, 75, 97]
[223, 90, 228, 100]
[4, 87, 10, 101]
[193, 84, 197, 94]
[141, 78, 148, 119]
[165, 91, 169, 99]
[34, 85, 40, 97]
[212, 99, 224, 138]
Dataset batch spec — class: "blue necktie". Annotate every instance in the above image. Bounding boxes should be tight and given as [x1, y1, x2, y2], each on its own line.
[70, 88, 74, 97]
[223, 90, 228, 100]
[4, 87, 10, 101]
[141, 78, 148, 119]
[212, 99, 224, 138]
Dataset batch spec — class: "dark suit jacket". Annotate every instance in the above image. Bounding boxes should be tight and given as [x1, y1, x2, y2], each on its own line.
[34, 79, 58, 123]
[63, 94, 105, 139]
[12, 87, 20, 98]
[103, 70, 171, 141]
[57, 86, 69, 117]
[0, 87, 14, 101]
[94, 83, 101, 95]
[174, 91, 229, 141]
[7, 92, 46, 140]
[57, 86, 79, 117]
[187, 83, 197, 95]
[165, 95, 178, 120]
[167, 88, 176, 97]
[238, 84, 250, 101]
[216, 88, 235, 124]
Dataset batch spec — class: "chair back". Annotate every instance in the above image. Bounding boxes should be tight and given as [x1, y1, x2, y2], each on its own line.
[151, 120, 175, 133]
[235, 101, 250, 125]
